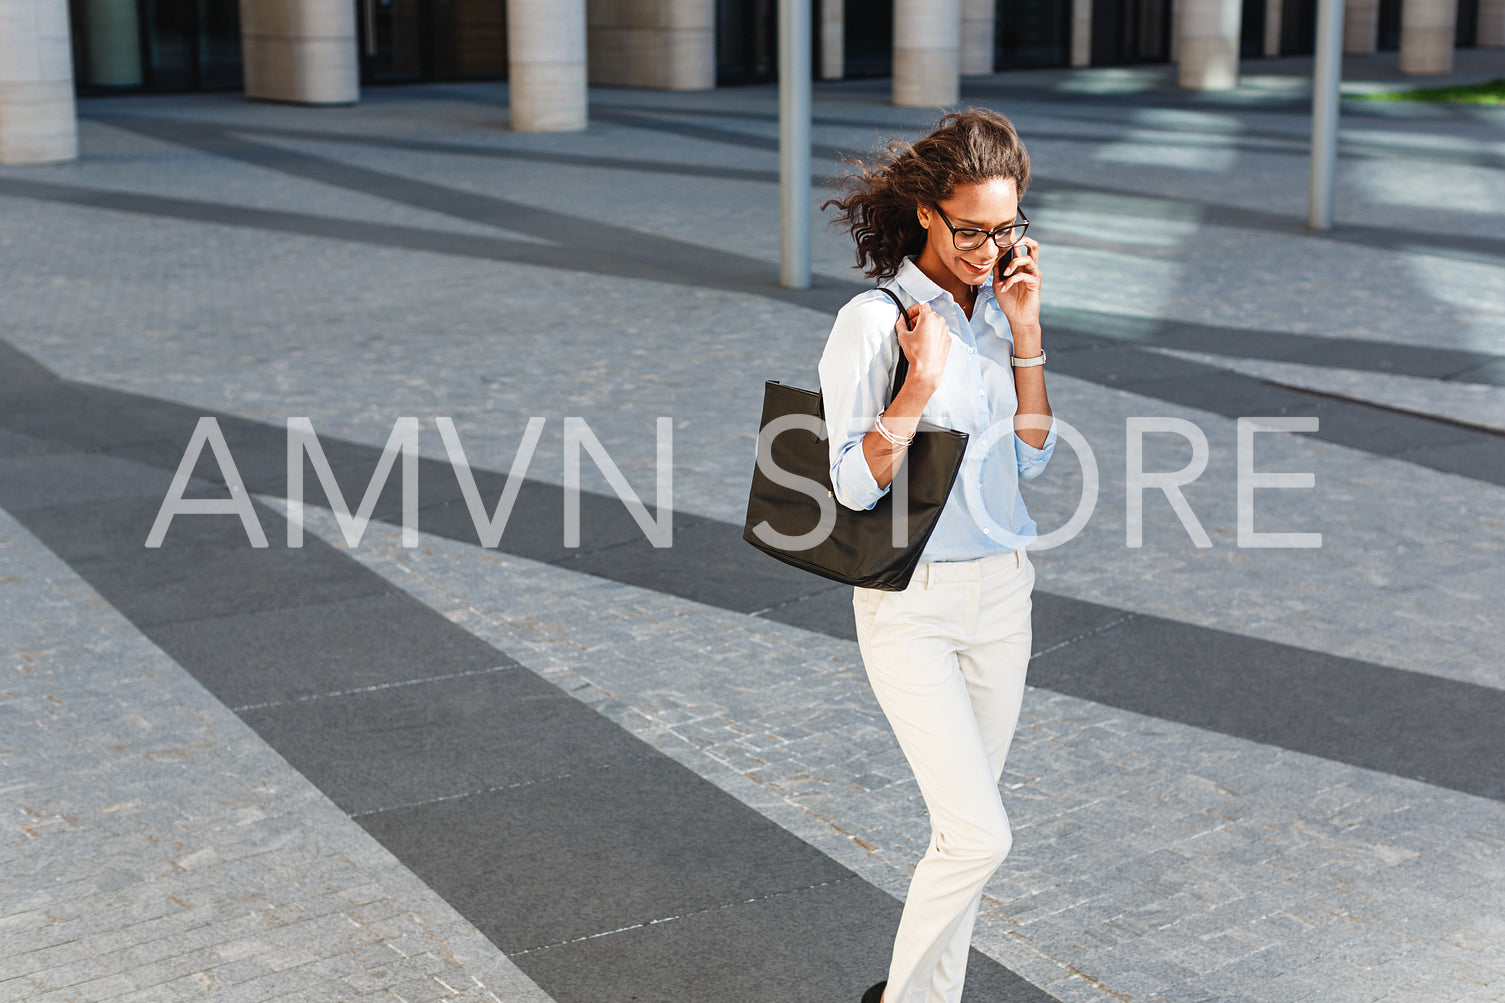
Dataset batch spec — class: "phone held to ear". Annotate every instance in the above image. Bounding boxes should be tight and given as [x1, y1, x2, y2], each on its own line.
[996, 246, 1017, 283]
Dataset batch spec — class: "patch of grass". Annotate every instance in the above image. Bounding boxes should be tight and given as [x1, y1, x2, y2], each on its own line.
[1357, 77, 1505, 105]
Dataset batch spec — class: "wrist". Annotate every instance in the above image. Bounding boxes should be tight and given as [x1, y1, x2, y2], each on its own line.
[1010, 323, 1042, 348]
[904, 366, 944, 394]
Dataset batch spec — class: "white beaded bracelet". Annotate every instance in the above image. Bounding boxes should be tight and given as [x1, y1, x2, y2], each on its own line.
[874, 413, 915, 447]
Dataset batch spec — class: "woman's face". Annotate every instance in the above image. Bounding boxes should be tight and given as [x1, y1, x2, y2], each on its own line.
[915, 176, 1020, 291]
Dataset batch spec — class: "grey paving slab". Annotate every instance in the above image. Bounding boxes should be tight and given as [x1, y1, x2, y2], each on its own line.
[757, 582, 861, 637]
[64, 521, 392, 628]
[356, 758, 856, 954]
[1146, 348, 1505, 433]
[0, 428, 72, 459]
[415, 479, 713, 563]
[514, 876, 1053, 1003]
[1026, 612, 1505, 800]
[558, 516, 819, 614]
[3, 490, 274, 563]
[1392, 436, 1505, 486]
[0, 508, 554, 1003]
[0, 451, 207, 511]
[239, 665, 659, 815]
[148, 591, 513, 711]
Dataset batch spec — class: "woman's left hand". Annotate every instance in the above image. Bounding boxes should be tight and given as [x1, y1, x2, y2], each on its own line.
[992, 236, 1042, 333]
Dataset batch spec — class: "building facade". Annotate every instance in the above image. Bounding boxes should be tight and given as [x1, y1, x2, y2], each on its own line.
[57, 0, 1499, 94]
[0, 0, 1498, 163]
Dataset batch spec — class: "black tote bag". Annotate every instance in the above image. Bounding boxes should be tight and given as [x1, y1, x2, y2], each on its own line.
[742, 288, 969, 592]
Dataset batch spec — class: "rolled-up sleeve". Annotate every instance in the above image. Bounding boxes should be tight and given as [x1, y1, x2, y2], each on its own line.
[818, 295, 902, 512]
[1015, 416, 1057, 480]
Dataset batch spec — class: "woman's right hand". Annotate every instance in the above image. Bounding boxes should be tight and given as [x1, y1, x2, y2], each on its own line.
[898, 302, 951, 391]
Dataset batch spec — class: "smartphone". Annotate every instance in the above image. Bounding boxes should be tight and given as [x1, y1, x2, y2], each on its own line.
[996, 246, 1017, 283]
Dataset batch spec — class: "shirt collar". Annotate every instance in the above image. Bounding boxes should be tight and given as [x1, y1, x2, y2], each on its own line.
[890, 256, 1006, 330]
[890, 256, 947, 306]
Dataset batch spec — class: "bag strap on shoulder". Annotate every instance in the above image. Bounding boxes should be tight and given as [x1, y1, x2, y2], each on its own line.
[875, 286, 912, 405]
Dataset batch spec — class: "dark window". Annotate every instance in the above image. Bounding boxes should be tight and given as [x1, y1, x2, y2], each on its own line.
[71, 0, 243, 93]
[1279, 0, 1317, 53]
[998, 0, 1073, 68]
[1456, 0, 1478, 46]
[1377, 0, 1400, 48]
[843, 0, 893, 78]
[354, 0, 510, 85]
[1091, 0, 1171, 63]
[717, 0, 778, 84]
[1241, 0, 1267, 56]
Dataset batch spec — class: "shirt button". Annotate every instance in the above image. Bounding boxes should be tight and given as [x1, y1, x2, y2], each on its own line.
[983, 528, 991, 536]
[977, 389, 985, 397]
[967, 345, 975, 354]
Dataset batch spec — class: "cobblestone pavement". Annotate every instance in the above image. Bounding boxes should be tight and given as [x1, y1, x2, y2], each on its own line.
[3, 51, 1504, 1002]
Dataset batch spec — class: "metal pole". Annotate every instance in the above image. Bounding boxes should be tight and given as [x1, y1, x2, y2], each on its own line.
[1307, 0, 1345, 229]
[779, 0, 812, 289]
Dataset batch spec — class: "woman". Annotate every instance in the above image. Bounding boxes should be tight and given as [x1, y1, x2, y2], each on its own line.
[819, 109, 1056, 1003]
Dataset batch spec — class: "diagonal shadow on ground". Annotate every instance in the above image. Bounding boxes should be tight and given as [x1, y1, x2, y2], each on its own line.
[3, 336, 1503, 805]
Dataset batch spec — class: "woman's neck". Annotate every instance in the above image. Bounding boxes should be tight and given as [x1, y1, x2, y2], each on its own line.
[913, 248, 977, 319]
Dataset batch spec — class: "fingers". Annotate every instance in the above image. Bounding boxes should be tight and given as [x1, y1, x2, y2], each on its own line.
[997, 239, 1042, 292]
[897, 301, 931, 333]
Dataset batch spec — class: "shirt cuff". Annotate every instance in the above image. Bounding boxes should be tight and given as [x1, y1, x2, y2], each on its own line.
[1015, 416, 1057, 481]
[832, 438, 886, 511]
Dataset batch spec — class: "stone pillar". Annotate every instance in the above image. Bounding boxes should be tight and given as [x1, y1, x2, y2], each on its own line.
[1398, 0, 1456, 72]
[820, 0, 844, 79]
[238, 0, 358, 104]
[1264, 0, 1283, 55]
[1344, 0, 1379, 51]
[586, 0, 713, 89]
[83, 0, 142, 86]
[1177, 0, 1241, 88]
[961, 0, 995, 73]
[1480, 0, 1505, 45]
[893, 0, 961, 106]
[1072, 0, 1093, 65]
[510, 0, 587, 129]
[0, 0, 77, 164]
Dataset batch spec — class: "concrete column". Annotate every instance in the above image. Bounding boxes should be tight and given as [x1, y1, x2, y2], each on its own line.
[0, 0, 77, 164]
[1343, 0, 1379, 51]
[510, 0, 587, 128]
[1480, 0, 1505, 45]
[1264, 0, 1283, 55]
[1398, 0, 1456, 72]
[586, 0, 713, 90]
[239, 0, 358, 104]
[1072, 0, 1093, 65]
[893, 0, 961, 106]
[1177, 0, 1241, 88]
[961, 0, 995, 73]
[820, 0, 844, 79]
[83, 0, 142, 86]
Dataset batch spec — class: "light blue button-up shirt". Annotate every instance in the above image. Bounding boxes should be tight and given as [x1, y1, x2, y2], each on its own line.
[818, 257, 1057, 562]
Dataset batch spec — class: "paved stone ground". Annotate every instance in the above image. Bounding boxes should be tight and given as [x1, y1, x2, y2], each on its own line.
[0, 508, 553, 1003]
[3, 50, 1505, 1002]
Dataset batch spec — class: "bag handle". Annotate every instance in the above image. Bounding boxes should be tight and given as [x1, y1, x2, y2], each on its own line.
[876, 286, 913, 405]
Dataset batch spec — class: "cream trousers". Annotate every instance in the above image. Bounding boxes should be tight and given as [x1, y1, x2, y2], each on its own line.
[853, 549, 1035, 1003]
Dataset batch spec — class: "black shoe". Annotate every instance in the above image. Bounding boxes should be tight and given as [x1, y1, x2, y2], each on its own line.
[861, 980, 886, 1003]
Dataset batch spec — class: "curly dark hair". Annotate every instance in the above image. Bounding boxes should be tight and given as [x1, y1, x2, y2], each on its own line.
[823, 109, 1031, 281]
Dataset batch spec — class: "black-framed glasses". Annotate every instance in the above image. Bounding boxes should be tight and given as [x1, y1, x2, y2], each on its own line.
[933, 205, 1029, 252]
